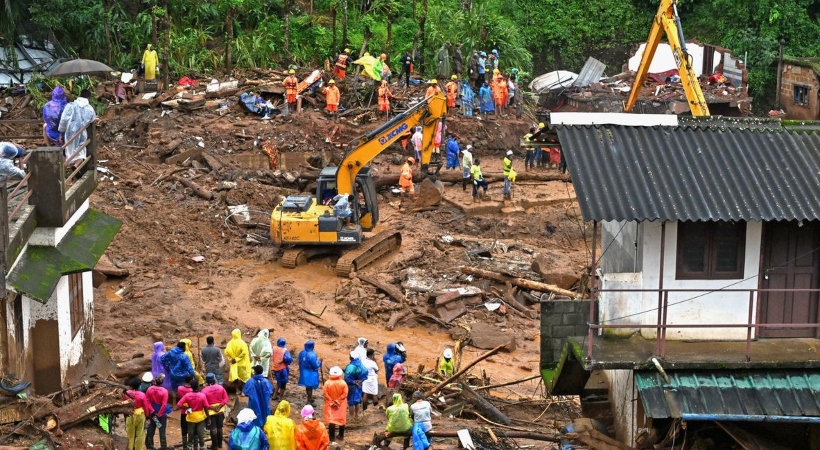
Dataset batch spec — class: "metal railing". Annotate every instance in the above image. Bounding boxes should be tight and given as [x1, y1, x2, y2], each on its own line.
[7, 152, 32, 223]
[587, 288, 820, 363]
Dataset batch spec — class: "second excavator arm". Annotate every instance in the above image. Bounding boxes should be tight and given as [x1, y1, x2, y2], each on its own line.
[335, 92, 447, 196]
[624, 0, 710, 116]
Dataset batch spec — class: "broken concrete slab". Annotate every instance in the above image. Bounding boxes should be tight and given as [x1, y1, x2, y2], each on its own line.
[433, 286, 484, 306]
[435, 299, 467, 323]
[469, 322, 517, 352]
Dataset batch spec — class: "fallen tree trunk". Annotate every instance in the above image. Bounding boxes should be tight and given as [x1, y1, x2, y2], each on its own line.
[374, 171, 570, 188]
[174, 176, 214, 200]
[461, 383, 510, 425]
[462, 266, 579, 298]
[424, 344, 505, 397]
[474, 374, 541, 391]
[113, 357, 152, 380]
[358, 275, 405, 303]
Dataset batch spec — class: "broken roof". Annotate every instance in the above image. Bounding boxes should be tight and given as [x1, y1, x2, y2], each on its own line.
[782, 56, 820, 75]
[0, 38, 61, 86]
[557, 124, 820, 222]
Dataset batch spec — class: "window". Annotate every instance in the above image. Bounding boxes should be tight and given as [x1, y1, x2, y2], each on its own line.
[69, 273, 84, 338]
[676, 221, 746, 280]
[794, 85, 810, 106]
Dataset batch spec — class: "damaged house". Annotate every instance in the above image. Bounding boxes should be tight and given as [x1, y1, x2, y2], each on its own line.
[1, 122, 120, 394]
[542, 42, 751, 116]
[778, 56, 820, 120]
[540, 115, 820, 449]
[0, 37, 62, 87]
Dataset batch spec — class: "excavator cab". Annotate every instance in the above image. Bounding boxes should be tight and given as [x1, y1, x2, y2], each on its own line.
[315, 166, 379, 232]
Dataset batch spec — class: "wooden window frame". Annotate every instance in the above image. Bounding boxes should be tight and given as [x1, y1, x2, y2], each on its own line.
[676, 221, 746, 280]
[794, 84, 810, 107]
[68, 272, 84, 338]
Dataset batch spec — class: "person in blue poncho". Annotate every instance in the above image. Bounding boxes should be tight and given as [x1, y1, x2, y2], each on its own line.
[445, 136, 460, 170]
[243, 365, 272, 428]
[382, 343, 406, 386]
[42, 86, 67, 146]
[460, 81, 474, 117]
[160, 341, 195, 401]
[344, 351, 369, 421]
[229, 408, 269, 450]
[479, 80, 494, 114]
[298, 340, 322, 405]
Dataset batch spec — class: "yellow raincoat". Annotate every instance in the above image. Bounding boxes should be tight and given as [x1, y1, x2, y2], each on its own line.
[225, 329, 252, 382]
[142, 44, 159, 81]
[264, 400, 296, 450]
[181, 338, 205, 385]
[352, 53, 382, 81]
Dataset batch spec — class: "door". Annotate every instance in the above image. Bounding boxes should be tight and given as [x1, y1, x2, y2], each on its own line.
[759, 221, 820, 338]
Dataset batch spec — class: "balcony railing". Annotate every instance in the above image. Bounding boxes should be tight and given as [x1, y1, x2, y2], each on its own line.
[587, 288, 820, 363]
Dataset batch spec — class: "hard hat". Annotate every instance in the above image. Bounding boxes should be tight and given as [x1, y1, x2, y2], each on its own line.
[466, 144, 473, 150]
[142, 372, 154, 383]
[506, 150, 513, 156]
[407, 157, 416, 164]
[380, 53, 387, 60]
[344, 48, 351, 53]
[328, 79, 336, 84]
[289, 69, 295, 74]
[493, 69, 500, 74]
[329, 366, 343, 376]
[538, 122, 545, 128]
[430, 79, 438, 84]
[480, 51, 487, 57]
[451, 75, 457, 80]
[443, 348, 453, 359]
[492, 49, 498, 55]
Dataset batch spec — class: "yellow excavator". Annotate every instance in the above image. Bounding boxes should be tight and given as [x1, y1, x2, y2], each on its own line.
[624, 0, 710, 116]
[271, 92, 447, 276]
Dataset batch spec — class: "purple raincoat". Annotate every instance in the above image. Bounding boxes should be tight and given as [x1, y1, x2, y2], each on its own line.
[151, 342, 171, 391]
[42, 86, 67, 144]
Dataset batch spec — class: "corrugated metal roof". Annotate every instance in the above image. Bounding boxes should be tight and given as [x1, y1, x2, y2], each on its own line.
[636, 370, 820, 421]
[556, 125, 820, 221]
[573, 57, 606, 87]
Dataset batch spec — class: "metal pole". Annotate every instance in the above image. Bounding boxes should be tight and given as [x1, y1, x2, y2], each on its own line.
[587, 221, 598, 362]
[656, 222, 666, 356]
[775, 39, 786, 108]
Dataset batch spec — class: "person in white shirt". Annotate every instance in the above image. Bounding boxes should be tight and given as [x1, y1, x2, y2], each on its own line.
[361, 348, 380, 411]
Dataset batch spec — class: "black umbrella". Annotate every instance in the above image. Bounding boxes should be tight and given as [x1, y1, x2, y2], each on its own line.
[48, 58, 114, 78]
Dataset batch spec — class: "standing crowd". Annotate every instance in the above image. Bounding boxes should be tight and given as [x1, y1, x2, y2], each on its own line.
[125, 332, 454, 450]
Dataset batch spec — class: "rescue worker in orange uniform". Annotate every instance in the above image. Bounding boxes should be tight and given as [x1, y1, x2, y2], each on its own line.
[283, 69, 299, 113]
[323, 79, 340, 116]
[399, 157, 415, 197]
[378, 80, 393, 118]
[323, 366, 348, 445]
[492, 74, 508, 115]
[445, 75, 459, 109]
[425, 79, 441, 98]
[334, 49, 351, 80]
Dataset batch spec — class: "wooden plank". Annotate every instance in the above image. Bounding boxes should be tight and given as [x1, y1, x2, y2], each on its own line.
[165, 148, 203, 165]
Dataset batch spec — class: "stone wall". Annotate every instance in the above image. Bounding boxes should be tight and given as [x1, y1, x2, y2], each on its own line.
[540, 299, 593, 367]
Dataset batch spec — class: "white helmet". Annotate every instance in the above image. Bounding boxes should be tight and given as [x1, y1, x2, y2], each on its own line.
[142, 372, 154, 383]
[443, 348, 453, 359]
[506, 150, 513, 156]
[466, 145, 473, 150]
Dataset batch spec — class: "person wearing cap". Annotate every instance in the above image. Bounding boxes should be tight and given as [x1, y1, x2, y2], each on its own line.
[140, 372, 154, 393]
[225, 329, 252, 394]
[202, 373, 229, 449]
[142, 44, 159, 81]
[244, 365, 273, 428]
[445, 75, 459, 110]
[470, 158, 488, 202]
[334, 48, 351, 80]
[295, 405, 329, 450]
[410, 391, 433, 449]
[263, 400, 296, 450]
[438, 349, 454, 377]
[145, 374, 170, 450]
[229, 408, 268, 450]
[250, 329, 273, 378]
[322, 80, 340, 116]
[476, 51, 487, 90]
[502, 150, 514, 200]
[410, 127, 423, 163]
[460, 144, 473, 191]
[58, 89, 96, 166]
[361, 348, 380, 411]
[436, 42, 451, 79]
[283, 70, 299, 112]
[378, 79, 393, 118]
[488, 49, 499, 71]
[344, 351, 368, 421]
[399, 157, 415, 197]
[523, 127, 536, 171]
[297, 340, 322, 405]
[323, 366, 348, 444]
[445, 135, 460, 170]
[125, 377, 155, 450]
[201, 336, 225, 386]
[42, 86, 66, 146]
[271, 338, 293, 401]
[398, 50, 413, 87]
[425, 79, 441, 98]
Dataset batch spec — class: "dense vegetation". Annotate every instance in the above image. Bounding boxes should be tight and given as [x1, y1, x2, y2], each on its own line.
[4, 0, 820, 110]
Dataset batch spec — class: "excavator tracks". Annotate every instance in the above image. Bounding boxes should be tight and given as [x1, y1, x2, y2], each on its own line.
[334, 230, 402, 277]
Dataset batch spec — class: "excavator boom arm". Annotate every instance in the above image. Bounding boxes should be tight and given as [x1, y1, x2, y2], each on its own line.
[335, 93, 447, 195]
[625, 0, 710, 116]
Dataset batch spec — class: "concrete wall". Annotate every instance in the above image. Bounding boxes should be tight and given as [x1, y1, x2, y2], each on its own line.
[540, 299, 592, 366]
[780, 63, 820, 120]
[604, 369, 637, 446]
[601, 221, 641, 274]
[599, 273, 642, 337]
[639, 221, 763, 340]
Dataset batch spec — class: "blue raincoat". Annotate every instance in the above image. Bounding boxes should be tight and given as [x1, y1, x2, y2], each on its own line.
[42, 86, 67, 144]
[344, 358, 368, 406]
[412, 422, 430, 450]
[382, 344, 405, 385]
[229, 422, 269, 450]
[460, 81, 474, 117]
[160, 346, 194, 388]
[297, 341, 321, 389]
[273, 338, 293, 387]
[445, 137, 460, 170]
[243, 374, 273, 428]
[479, 84, 494, 113]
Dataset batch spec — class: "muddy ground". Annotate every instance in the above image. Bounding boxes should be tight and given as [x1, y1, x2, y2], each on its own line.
[4, 77, 591, 449]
